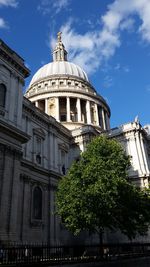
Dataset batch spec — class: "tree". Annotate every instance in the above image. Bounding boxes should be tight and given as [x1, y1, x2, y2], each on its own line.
[56, 135, 150, 245]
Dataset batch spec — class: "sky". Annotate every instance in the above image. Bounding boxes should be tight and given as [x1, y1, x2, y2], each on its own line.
[0, 0, 150, 128]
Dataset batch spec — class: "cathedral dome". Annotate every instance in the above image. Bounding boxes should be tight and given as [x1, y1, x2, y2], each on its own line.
[29, 61, 89, 87]
[25, 32, 111, 132]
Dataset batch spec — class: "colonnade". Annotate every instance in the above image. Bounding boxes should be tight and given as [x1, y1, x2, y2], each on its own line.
[35, 96, 110, 130]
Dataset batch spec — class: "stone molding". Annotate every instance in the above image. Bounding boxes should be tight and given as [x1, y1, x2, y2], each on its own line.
[20, 174, 49, 190]
[0, 107, 5, 117]
[20, 173, 58, 193]
[0, 118, 30, 144]
[0, 39, 30, 78]
[0, 143, 22, 158]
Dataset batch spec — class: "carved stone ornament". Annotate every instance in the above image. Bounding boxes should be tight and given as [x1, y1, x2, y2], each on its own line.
[49, 98, 55, 104]
[33, 128, 46, 139]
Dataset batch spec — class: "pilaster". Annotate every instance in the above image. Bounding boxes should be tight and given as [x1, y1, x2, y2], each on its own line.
[0, 147, 22, 242]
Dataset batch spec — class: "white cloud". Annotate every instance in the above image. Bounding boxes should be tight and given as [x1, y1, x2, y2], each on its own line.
[102, 0, 150, 43]
[38, 0, 70, 15]
[51, 20, 120, 75]
[0, 17, 7, 28]
[0, 0, 18, 30]
[58, 22, 100, 74]
[37, 0, 51, 15]
[50, 0, 150, 76]
[0, 0, 18, 7]
[53, 0, 69, 14]
[120, 18, 135, 31]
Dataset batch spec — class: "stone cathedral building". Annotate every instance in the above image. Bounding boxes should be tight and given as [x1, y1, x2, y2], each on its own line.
[0, 33, 150, 244]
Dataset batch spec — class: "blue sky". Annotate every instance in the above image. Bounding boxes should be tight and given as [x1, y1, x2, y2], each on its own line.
[0, 0, 150, 128]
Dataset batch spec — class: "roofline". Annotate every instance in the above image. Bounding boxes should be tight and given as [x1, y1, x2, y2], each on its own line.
[0, 38, 30, 78]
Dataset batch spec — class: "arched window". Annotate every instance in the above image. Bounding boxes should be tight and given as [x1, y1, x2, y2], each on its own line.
[32, 186, 42, 220]
[0, 83, 6, 108]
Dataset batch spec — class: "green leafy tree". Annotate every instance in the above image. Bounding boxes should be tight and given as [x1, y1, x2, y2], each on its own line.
[56, 135, 150, 245]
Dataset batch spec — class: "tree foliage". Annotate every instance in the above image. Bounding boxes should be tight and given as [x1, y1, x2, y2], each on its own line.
[56, 135, 150, 240]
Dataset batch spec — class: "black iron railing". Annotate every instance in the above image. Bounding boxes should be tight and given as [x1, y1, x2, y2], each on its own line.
[0, 242, 150, 265]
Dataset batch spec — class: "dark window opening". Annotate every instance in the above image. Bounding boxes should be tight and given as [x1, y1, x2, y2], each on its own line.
[60, 114, 66, 121]
[62, 164, 66, 175]
[33, 187, 42, 220]
[59, 98, 67, 122]
[38, 100, 45, 112]
[0, 83, 6, 108]
[36, 154, 41, 164]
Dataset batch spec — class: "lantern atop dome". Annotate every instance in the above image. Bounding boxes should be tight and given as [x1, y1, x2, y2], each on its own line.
[53, 32, 68, 62]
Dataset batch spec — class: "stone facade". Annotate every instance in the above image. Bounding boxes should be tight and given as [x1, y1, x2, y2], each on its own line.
[0, 34, 150, 244]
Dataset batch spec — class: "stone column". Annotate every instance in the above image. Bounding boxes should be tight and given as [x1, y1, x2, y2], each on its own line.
[135, 132, 149, 175]
[95, 103, 99, 126]
[77, 98, 81, 122]
[35, 101, 38, 108]
[140, 133, 149, 174]
[55, 97, 59, 121]
[66, 97, 71, 121]
[135, 132, 145, 174]
[139, 133, 149, 173]
[102, 108, 106, 130]
[86, 100, 91, 124]
[45, 98, 48, 113]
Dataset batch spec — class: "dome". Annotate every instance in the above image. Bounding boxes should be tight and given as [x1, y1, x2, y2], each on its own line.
[25, 32, 111, 132]
[29, 61, 89, 87]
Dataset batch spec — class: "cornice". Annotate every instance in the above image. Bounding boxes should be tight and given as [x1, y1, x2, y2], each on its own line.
[21, 159, 62, 180]
[20, 173, 49, 189]
[26, 83, 110, 116]
[0, 39, 30, 78]
[0, 118, 30, 144]
[0, 143, 22, 158]
[28, 74, 94, 91]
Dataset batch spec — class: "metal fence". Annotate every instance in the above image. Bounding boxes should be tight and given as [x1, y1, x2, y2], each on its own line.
[0, 242, 150, 265]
